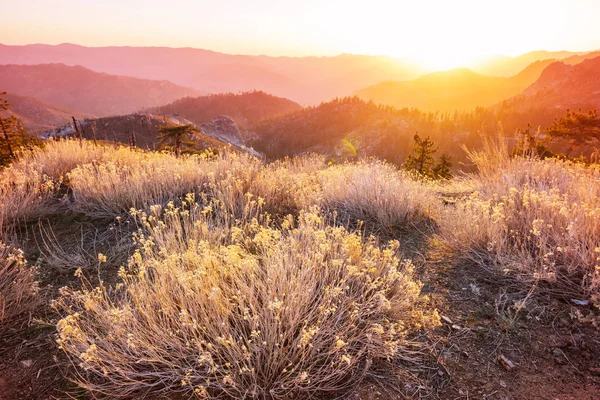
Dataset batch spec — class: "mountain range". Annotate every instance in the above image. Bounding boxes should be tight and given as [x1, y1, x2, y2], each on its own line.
[3, 44, 597, 106]
[0, 63, 198, 117]
[501, 57, 600, 112]
[354, 53, 600, 112]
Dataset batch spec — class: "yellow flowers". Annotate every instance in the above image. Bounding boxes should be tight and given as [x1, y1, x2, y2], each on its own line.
[53, 194, 436, 399]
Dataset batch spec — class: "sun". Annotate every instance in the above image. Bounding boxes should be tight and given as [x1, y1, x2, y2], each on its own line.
[406, 49, 482, 72]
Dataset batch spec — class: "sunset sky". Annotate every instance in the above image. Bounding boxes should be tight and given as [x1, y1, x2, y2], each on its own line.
[2, 0, 600, 69]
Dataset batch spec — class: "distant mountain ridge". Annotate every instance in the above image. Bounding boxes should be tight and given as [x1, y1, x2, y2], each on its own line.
[354, 59, 558, 111]
[0, 63, 199, 117]
[0, 43, 423, 105]
[502, 56, 600, 111]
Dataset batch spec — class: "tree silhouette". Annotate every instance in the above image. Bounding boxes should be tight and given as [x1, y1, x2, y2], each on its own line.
[546, 109, 600, 155]
[404, 134, 438, 177]
[513, 123, 554, 159]
[156, 124, 198, 157]
[433, 153, 453, 180]
[0, 92, 38, 166]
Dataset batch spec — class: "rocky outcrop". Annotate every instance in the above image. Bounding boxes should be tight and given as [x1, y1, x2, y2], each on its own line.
[200, 115, 244, 147]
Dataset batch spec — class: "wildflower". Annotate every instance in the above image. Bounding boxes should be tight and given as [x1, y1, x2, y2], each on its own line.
[97, 253, 107, 263]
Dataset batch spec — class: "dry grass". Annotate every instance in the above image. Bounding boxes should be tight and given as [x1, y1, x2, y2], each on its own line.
[0, 242, 39, 334]
[318, 161, 439, 233]
[440, 138, 600, 302]
[54, 200, 439, 399]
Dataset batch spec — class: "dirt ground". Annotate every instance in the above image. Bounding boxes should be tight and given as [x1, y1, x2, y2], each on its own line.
[1, 222, 600, 399]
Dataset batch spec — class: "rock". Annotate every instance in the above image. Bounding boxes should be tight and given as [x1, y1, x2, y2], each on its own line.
[571, 298, 589, 306]
[497, 354, 516, 371]
[200, 115, 244, 148]
[552, 348, 563, 358]
[20, 360, 33, 368]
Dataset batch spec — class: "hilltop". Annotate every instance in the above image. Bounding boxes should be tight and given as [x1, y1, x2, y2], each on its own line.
[0, 63, 199, 116]
[42, 113, 255, 155]
[148, 91, 302, 128]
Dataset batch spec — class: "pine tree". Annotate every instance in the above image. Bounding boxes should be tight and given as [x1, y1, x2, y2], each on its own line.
[513, 123, 554, 159]
[0, 92, 39, 166]
[432, 153, 453, 180]
[404, 134, 438, 177]
[546, 109, 600, 156]
[156, 124, 198, 157]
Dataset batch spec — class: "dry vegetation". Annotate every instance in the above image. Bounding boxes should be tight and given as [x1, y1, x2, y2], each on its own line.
[0, 242, 39, 335]
[440, 137, 600, 302]
[1, 138, 599, 399]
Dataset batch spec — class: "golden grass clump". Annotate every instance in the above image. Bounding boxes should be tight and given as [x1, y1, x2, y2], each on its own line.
[318, 161, 439, 232]
[67, 147, 263, 217]
[441, 152, 600, 303]
[0, 140, 116, 227]
[0, 242, 39, 333]
[55, 200, 438, 399]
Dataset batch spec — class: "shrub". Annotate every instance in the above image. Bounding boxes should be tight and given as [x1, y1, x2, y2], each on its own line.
[0, 139, 115, 227]
[440, 155, 600, 303]
[67, 147, 262, 218]
[318, 161, 439, 233]
[55, 202, 438, 399]
[0, 242, 39, 333]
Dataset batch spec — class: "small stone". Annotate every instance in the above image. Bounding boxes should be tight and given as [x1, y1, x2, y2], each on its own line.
[498, 354, 516, 371]
[571, 299, 589, 306]
[20, 360, 33, 368]
[441, 315, 454, 324]
[499, 380, 507, 388]
[552, 348, 563, 358]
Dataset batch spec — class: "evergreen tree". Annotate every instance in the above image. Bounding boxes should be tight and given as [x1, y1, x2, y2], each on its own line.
[432, 153, 453, 180]
[0, 92, 39, 166]
[404, 134, 438, 177]
[156, 124, 198, 157]
[546, 109, 600, 156]
[513, 124, 554, 159]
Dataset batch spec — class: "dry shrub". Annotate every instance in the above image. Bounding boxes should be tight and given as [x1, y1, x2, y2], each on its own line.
[0, 140, 116, 227]
[55, 201, 438, 399]
[6, 139, 112, 180]
[440, 153, 600, 303]
[0, 242, 39, 333]
[67, 148, 262, 218]
[317, 161, 439, 232]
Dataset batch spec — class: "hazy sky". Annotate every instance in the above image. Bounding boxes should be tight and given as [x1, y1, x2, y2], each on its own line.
[2, 0, 600, 68]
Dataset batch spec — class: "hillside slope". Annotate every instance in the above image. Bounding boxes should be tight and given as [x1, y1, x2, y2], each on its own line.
[0, 92, 89, 134]
[354, 60, 556, 111]
[502, 56, 600, 112]
[149, 91, 302, 128]
[0, 64, 199, 117]
[43, 113, 256, 155]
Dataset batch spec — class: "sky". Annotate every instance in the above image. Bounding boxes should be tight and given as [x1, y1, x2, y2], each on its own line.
[2, 0, 600, 69]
